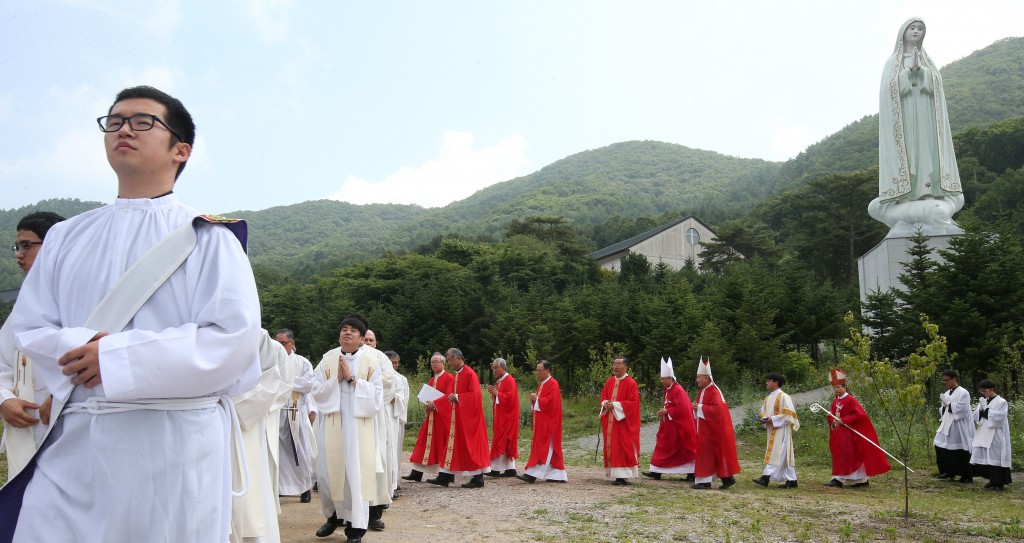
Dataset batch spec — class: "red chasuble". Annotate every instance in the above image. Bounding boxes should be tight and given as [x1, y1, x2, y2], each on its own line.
[525, 377, 564, 470]
[829, 394, 891, 476]
[490, 373, 520, 460]
[694, 383, 741, 478]
[600, 375, 641, 469]
[441, 365, 492, 472]
[650, 381, 697, 468]
[409, 372, 454, 467]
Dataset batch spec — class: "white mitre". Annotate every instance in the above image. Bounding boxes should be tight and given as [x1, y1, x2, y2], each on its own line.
[696, 355, 713, 379]
[660, 357, 675, 380]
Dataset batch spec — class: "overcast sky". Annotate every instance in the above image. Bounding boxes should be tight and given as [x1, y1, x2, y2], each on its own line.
[1, 1, 1022, 214]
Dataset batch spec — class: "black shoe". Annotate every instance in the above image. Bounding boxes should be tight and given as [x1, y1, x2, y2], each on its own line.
[426, 476, 450, 487]
[720, 476, 736, 489]
[692, 482, 712, 489]
[612, 478, 629, 486]
[395, 485, 401, 492]
[779, 480, 798, 489]
[642, 471, 662, 480]
[752, 475, 769, 487]
[549, 479, 567, 483]
[402, 470, 423, 482]
[461, 475, 484, 489]
[391, 493, 399, 500]
[300, 489, 312, 503]
[485, 470, 501, 477]
[500, 469, 518, 477]
[316, 515, 340, 537]
[515, 474, 537, 483]
[935, 473, 952, 480]
[959, 476, 973, 484]
[989, 485, 1005, 491]
[824, 479, 843, 488]
[368, 519, 385, 531]
[683, 474, 695, 482]
[850, 482, 869, 488]
[346, 539, 362, 543]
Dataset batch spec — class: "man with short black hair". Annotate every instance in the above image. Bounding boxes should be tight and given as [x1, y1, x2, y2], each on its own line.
[311, 316, 384, 542]
[518, 360, 567, 483]
[970, 379, 1012, 491]
[2, 86, 262, 542]
[600, 356, 640, 485]
[934, 369, 974, 483]
[753, 371, 799, 489]
[1, 211, 66, 482]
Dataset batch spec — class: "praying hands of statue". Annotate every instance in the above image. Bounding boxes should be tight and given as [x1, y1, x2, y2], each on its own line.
[0, 397, 40, 427]
[910, 47, 921, 71]
[59, 331, 109, 387]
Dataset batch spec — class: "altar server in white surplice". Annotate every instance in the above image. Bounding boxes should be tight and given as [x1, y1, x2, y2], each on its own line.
[1, 211, 65, 482]
[230, 331, 290, 543]
[311, 316, 384, 541]
[273, 328, 317, 503]
[970, 379, 1012, 491]
[0, 86, 262, 543]
[933, 369, 975, 483]
[360, 328, 395, 531]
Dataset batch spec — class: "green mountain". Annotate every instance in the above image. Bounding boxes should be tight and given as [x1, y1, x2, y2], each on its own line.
[3, 36, 1023, 288]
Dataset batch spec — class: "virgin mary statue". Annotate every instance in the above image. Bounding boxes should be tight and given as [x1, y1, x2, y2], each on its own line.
[869, 18, 964, 238]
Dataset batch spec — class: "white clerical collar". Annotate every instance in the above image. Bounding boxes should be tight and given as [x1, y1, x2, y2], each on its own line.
[540, 376, 551, 385]
[340, 345, 363, 357]
[455, 366, 465, 374]
[615, 373, 629, 381]
[433, 371, 445, 377]
[837, 392, 849, 399]
[114, 193, 179, 208]
[496, 373, 508, 383]
[768, 388, 782, 398]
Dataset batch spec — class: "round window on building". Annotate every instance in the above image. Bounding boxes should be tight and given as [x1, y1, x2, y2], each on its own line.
[685, 228, 700, 245]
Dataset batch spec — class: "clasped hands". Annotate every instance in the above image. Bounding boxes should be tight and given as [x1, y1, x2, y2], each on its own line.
[59, 331, 108, 388]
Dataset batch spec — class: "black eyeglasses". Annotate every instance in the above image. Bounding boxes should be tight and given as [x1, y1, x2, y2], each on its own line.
[12, 241, 43, 254]
[96, 114, 183, 142]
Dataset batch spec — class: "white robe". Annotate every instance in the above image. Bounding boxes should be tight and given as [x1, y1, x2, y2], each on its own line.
[759, 388, 799, 482]
[312, 346, 383, 530]
[0, 320, 47, 481]
[970, 395, 1011, 468]
[230, 331, 289, 543]
[278, 351, 316, 495]
[934, 386, 974, 451]
[6, 195, 261, 543]
[389, 371, 410, 491]
[370, 348, 395, 506]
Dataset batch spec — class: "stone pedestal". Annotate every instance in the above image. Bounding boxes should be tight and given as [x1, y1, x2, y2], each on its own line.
[857, 234, 957, 304]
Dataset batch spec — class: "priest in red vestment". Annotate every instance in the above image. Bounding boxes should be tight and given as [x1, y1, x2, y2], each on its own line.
[403, 352, 453, 482]
[517, 360, 567, 483]
[600, 356, 640, 485]
[486, 357, 520, 477]
[692, 356, 740, 489]
[825, 368, 890, 488]
[428, 348, 491, 488]
[643, 358, 697, 480]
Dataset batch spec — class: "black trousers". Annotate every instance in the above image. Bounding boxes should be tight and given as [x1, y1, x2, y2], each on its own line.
[971, 464, 1012, 486]
[935, 446, 972, 477]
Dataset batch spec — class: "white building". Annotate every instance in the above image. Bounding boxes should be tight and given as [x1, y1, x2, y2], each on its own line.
[588, 216, 718, 272]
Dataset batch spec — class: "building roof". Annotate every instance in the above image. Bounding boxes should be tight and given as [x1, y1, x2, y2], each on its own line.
[587, 215, 714, 261]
